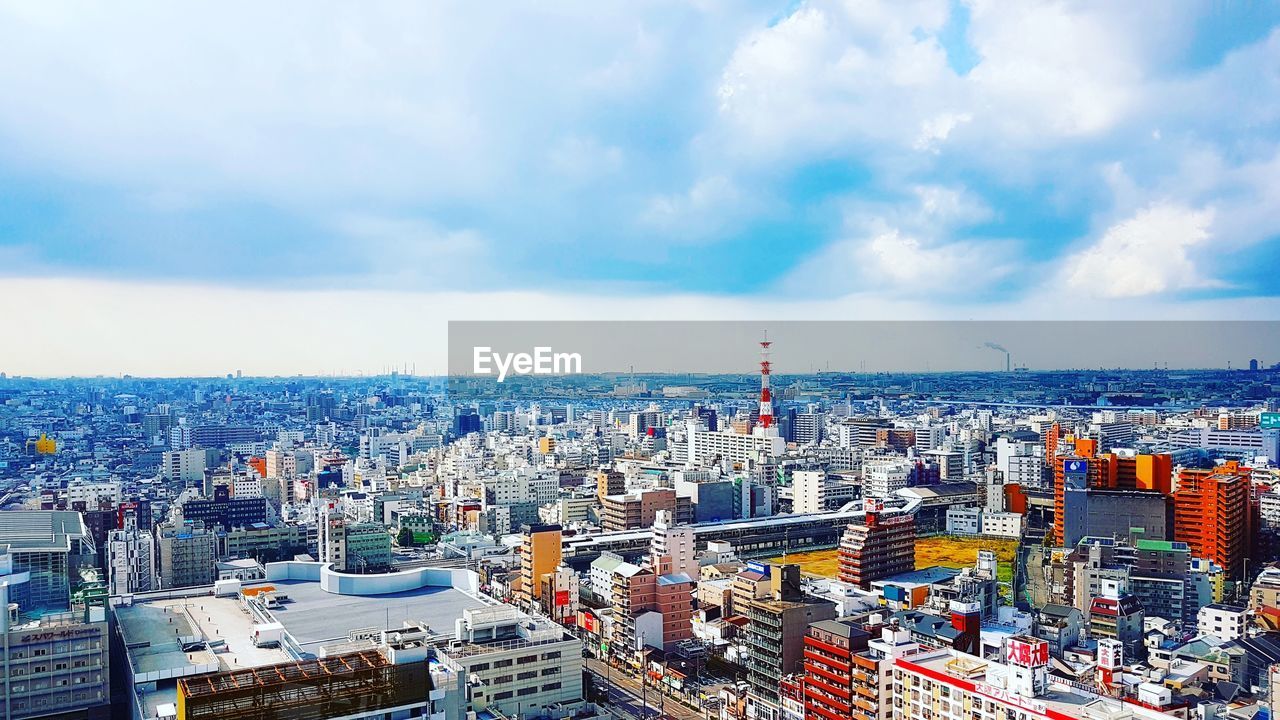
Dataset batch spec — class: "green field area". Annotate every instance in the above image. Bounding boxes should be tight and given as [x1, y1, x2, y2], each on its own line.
[769, 536, 1017, 584]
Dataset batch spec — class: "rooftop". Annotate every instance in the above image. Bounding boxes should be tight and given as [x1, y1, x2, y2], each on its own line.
[248, 579, 489, 656]
[900, 649, 1171, 720]
[0, 510, 86, 551]
[117, 595, 290, 677]
[879, 566, 963, 586]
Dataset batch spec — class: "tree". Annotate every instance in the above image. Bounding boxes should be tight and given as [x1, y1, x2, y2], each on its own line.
[396, 526, 414, 547]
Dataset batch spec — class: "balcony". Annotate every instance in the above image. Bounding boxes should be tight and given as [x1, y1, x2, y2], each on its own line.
[805, 672, 851, 699]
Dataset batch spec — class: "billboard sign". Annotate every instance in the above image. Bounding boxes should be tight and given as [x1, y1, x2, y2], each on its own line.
[1262, 412, 1280, 429]
[1006, 638, 1049, 668]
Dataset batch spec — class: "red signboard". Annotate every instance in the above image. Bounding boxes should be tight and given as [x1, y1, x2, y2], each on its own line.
[555, 590, 570, 606]
[579, 612, 598, 634]
[1006, 638, 1049, 668]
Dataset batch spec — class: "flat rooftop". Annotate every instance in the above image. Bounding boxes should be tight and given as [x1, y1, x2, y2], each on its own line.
[250, 579, 490, 656]
[902, 651, 1148, 719]
[878, 566, 963, 586]
[118, 595, 290, 676]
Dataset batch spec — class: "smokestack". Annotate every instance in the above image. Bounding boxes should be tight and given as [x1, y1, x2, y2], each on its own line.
[1006, 352, 1011, 372]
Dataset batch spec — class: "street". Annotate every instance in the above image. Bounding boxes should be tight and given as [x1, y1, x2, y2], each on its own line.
[584, 658, 709, 720]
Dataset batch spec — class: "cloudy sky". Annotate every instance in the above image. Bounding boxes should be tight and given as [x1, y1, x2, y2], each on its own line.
[2, 1, 1279, 376]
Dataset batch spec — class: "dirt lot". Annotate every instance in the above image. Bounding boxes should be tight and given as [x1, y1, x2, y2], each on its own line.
[769, 535, 1017, 582]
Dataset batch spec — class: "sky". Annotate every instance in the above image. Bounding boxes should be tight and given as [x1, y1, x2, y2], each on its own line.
[1, 1, 1280, 376]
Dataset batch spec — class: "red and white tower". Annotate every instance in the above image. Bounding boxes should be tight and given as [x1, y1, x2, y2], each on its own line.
[756, 332, 778, 437]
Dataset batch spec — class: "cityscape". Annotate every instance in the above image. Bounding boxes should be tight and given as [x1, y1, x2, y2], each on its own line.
[4, 3, 1280, 720]
[2, 333, 1280, 720]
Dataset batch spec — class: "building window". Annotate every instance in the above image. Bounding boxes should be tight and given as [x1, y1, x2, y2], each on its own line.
[494, 692, 513, 701]
[518, 687, 537, 696]
[543, 682, 562, 691]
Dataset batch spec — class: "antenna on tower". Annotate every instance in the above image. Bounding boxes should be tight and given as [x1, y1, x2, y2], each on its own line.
[757, 330, 776, 436]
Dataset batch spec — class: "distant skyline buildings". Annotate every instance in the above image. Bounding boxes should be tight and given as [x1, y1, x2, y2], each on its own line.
[5, 320, 1280, 379]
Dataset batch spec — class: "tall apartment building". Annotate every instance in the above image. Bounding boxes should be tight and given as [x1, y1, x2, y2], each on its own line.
[837, 501, 915, 590]
[609, 560, 694, 663]
[161, 447, 211, 484]
[798, 619, 874, 720]
[798, 618, 925, 720]
[514, 523, 562, 610]
[596, 469, 626, 499]
[686, 425, 786, 467]
[649, 510, 696, 578]
[156, 522, 217, 589]
[1174, 461, 1250, 579]
[105, 516, 156, 595]
[739, 563, 837, 719]
[793, 413, 824, 445]
[322, 516, 392, 573]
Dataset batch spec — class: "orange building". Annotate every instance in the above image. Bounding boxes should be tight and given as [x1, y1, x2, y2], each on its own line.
[514, 523, 562, 608]
[1051, 435, 1173, 545]
[1174, 462, 1251, 579]
[247, 456, 267, 478]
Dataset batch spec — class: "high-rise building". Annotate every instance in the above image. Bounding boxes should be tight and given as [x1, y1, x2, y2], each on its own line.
[156, 522, 217, 589]
[838, 501, 915, 590]
[1051, 441, 1172, 545]
[650, 510, 696, 578]
[0, 583, 111, 720]
[595, 469, 625, 499]
[1173, 461, 1250, 579]
[0, 511, 94, 612]
[739, 563, 836, 718]
[161, 447, 211, 484]
[514, 523, 562, 610]
[798, 618, 873, 720]
[105, 514, 157, 595]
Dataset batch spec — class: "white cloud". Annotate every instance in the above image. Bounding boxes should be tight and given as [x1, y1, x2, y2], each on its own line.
[913, 112, 971, 152]
[336, 215, 491, 284]
[782, 226, 1013, 296]
[640, 175, 751, 240]
[1063, 203, 1218, 298]
[779, 182, 1011, 296]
